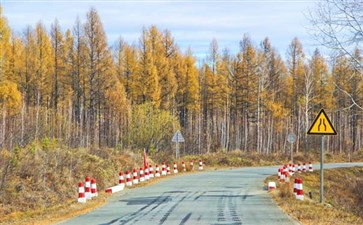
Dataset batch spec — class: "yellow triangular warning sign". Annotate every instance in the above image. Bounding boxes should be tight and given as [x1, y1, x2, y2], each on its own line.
[307, 109, 337, 135]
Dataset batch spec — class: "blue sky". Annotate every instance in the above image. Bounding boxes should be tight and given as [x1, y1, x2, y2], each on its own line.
[1, 0, 321, 60]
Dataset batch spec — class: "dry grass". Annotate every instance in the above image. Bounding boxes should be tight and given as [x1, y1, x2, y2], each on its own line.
[2, 146, 363, 225]
[267, 167, 363, 225]
[0, 194, 107, 225]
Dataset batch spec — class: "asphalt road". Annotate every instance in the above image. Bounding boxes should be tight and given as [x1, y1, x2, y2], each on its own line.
[58, 162, 363, 225]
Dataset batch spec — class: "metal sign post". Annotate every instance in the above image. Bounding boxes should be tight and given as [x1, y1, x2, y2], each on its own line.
[176, 141, 179, 159]
[287, 133, 296, 163]
[307, 109, 337, 204]
[320, 136, 324, 203]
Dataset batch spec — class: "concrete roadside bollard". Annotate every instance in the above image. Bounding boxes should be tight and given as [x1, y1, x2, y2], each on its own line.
[91, 178, 98, 197]
[283, 165, 288, 173]
[85, 176, 92, 200]
[309, 162, 313, 172]
[280, 171, 285, 183]
[132, 169, 138, 185]
[155, 164, 161, 177]
[126, 171, 132, 187]
[119, 171, 125, 185]
[139, 167, 145, 182]
[298, 164, 301, 173]
[78, 182, 86, 203]
[161, 162, 167, 176]
[268, 182, 276, 190]
[145, 166, 150, 181]
[292, 164, 296, 174]
[284, 171, 290, 183]
[149, 165, 154, 178]
[293, 178, 298, 196]
[302, 163, 306, 172]
[190, 160, 194, 170]
[288, 164, 293, 176]
[182, 161, 186, 172]
[198, 160, 203, 171]
[296, 178, 304, 200]
[173, 162, 178, 174]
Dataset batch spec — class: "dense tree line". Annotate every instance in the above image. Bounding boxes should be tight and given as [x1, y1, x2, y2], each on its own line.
[0, 6, 362, 156]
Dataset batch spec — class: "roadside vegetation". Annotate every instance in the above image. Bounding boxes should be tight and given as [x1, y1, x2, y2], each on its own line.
[267, 166, 363, 225]
[2, 138, 363, 225]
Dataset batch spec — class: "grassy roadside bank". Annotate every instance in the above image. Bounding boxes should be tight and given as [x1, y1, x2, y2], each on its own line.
[2, 148, 363, 225]
[266, 167, 363, 224]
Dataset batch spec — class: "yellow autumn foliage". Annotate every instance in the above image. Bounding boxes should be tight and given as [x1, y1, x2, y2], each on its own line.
[0, 80, 22, 115]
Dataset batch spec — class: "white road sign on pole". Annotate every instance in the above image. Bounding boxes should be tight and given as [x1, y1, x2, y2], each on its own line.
[288, 132, 296, 163]
[172, 130, 184, 159]
[172, 130, 185, 143]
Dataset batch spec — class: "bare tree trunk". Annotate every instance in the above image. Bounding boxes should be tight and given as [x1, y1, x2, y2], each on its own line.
[35, 92, 40, 140]
[21, 98, 25, 144]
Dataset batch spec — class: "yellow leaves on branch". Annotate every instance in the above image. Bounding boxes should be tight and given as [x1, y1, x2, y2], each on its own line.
[0, 80, 22, 116]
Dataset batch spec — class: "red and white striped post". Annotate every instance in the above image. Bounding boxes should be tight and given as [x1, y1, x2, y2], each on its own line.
[145, 166, 150, 181]
[288, 164, 293, 176]
[280, 171, 285, 183]
[284, 171, 290, 183]
[155, 164, 161, 177]
[293, 178, 298, 196]
[182, 161, 186, 172]
[139, 167, 145, 182]
[296, 178, 304, 200]
[198, 160, 203, 171]
[91, 178, 98, 197]
[190, 160, 194, 171]
[173, 162, 178, 174]
[132, 169, 138, 185]
[85, 176, 92, 200]
[126, 171, 132, 187]
[309, 162, 313, 172]
[78, 182, 86, 203]
[149, 165, 154, 178]
[119, 171, 125, 185]
[161, 162, 167, 176]
[297, 164, 301, 173]
[302, 163, 306, 172]
[268, 182, 276, 190]
[167, 164, 171, 175]
[292, 164, 296, 174]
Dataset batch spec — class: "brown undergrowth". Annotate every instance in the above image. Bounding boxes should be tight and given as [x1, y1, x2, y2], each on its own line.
[1, 143, 363, 225]
[266, 167, 363, 225]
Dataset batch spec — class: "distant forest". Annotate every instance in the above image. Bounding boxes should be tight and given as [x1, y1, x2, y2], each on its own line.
[0, 6, 362, 155]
